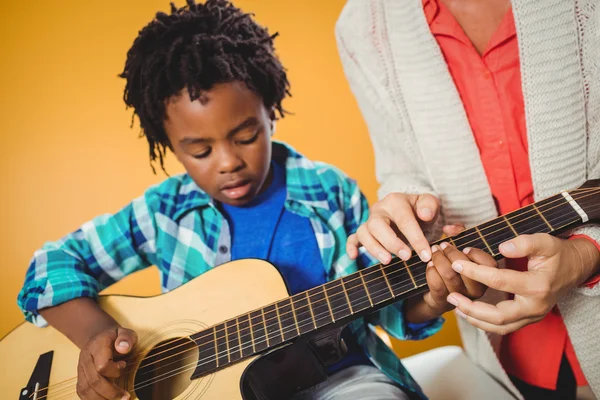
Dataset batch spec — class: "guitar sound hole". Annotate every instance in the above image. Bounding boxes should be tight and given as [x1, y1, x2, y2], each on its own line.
[134, 337, 199, 400]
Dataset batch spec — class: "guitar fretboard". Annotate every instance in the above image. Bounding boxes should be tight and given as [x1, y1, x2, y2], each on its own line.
[185, 191, 586, 378]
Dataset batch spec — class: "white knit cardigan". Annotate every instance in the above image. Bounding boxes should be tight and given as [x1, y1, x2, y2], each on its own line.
[336, 0, 600, 397]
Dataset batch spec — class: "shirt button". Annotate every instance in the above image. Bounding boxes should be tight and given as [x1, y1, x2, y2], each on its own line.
[218, 245, 229, 254]
[498, 140, 504, 148]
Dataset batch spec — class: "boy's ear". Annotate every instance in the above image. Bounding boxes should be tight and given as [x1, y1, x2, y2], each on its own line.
[269, 109, 277, 136]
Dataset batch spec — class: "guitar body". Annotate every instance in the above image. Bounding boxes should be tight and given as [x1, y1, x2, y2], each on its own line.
[1, 260, 296, 400]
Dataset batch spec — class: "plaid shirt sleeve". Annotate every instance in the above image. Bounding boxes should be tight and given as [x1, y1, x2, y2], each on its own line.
[17, 192, 158, 326]
[342, 178, 443, 340]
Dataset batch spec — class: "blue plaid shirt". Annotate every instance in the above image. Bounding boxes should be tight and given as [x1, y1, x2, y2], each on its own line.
[18, 141, 442, 398]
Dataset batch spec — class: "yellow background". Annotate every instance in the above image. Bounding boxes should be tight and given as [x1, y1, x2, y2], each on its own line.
[0, 0, 460, 357]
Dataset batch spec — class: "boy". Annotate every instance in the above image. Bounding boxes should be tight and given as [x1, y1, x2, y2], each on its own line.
[17, 1, 471, 398]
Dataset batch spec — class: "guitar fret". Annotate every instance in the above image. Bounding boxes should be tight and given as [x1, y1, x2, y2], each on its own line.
[238, 314, 253, 358]
[326, 281, 352, 321]
[249, 310, 267, 352]
[339, 279, 354, 314]
[213, 326, 219, 368]
[215, 323, 229, 366]
[247, 313, 255, 353]
[478, 217, 517, 254]
[342, 275, 370, 312]
[289, 298, 301, 335]
[537, 195, 581, 232]
[236, 318, 242, 358]
[322, 285, 335, 322]
[359, 272, 374, 307]
[263, 304, 282, 346]
[293, 294, 314, 334]
[504, 215, 518, 236]
[380, 264, 394, 296]
[474, 226, 494, 255]
[363, 265, 394, 304]
[386, 258, 421, 297]
[225, 320, 240, 362]
[448, 237, 456, 246]
[305, 292, 317, 329]
[532, 204, 553, 230]
[261, 309, 269, 347]
[275, 303, 284, 342]
[224, 321, 231, 363]
[307, 287, 333, 328]
[277, 298, 298, 341]
[404, 261, 417, 287]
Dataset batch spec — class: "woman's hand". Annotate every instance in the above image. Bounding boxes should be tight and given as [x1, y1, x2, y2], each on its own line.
[446, 234, 600, 335]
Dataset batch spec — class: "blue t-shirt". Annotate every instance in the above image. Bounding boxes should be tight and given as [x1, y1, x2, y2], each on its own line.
[220, 161, 369, 374]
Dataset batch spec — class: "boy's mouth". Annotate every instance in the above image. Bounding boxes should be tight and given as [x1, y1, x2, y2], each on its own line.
[221, 179, 252, 200]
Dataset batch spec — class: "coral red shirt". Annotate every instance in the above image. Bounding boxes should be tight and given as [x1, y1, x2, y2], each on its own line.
[423, 0, 598, 389]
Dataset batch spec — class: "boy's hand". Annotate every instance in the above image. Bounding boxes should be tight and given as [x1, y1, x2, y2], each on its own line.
[346, 193, 441, 264]
[404, 242, 497, 323]
[77, 326, 137, 400]
[447, 234, 600, 335]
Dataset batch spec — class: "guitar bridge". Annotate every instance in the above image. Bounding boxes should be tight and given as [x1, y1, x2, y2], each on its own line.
[19, 351, 53, 400]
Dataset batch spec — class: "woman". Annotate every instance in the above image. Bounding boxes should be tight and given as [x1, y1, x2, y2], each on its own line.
[336, 0, 600, 399]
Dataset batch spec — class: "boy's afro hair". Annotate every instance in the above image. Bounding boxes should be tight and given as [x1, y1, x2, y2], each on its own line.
[120, 0, 290, 172]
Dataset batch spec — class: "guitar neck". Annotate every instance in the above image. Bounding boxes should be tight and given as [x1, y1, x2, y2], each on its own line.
[190, 188, 596, 378]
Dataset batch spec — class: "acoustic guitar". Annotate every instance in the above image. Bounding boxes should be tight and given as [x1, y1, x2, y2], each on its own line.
[2, 182, 599, 400]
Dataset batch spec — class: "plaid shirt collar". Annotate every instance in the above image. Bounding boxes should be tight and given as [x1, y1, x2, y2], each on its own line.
[172, 141, 331, 221]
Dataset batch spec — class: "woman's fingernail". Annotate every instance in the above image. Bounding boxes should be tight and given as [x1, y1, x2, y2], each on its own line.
[398, 249, 411, 260]
[463, 247, 471, 254]
[421, 208, 433, 219]
[452, 262, 463, 273]
[455, 309, 467, 319]
[118, 341, 130, 350]
[122, 394, 130, 400]
[447, 295, 458, 307]
[377, 252, 389, 263]
[440, 242, 449, 250]
[420, 250, 431, 262]
[500, 242, 516, 253]
[427, 261, 434, 267]
[432, 245, 439, 253]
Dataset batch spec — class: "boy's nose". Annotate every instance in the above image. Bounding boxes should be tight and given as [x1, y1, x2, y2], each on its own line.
[218, 150, 244, 173]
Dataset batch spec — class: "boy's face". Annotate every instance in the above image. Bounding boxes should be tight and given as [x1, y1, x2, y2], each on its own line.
[164, 82, 273, 206]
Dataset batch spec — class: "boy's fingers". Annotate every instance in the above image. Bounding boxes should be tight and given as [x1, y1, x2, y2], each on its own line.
[431, 245, 466, 295]
[424, 261, 450, 308]
[82, 352, 126, 400]
[93, 344, 122, 379]
[115, 328, 137, 355]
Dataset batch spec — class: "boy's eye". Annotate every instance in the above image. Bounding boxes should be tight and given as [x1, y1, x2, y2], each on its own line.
[193, 149, 211, 159]
[237, 129, 260, 145]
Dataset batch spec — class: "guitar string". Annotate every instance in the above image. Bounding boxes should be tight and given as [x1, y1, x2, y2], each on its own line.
[34, 188, 599, 399]
[39, 190, 598, 399]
